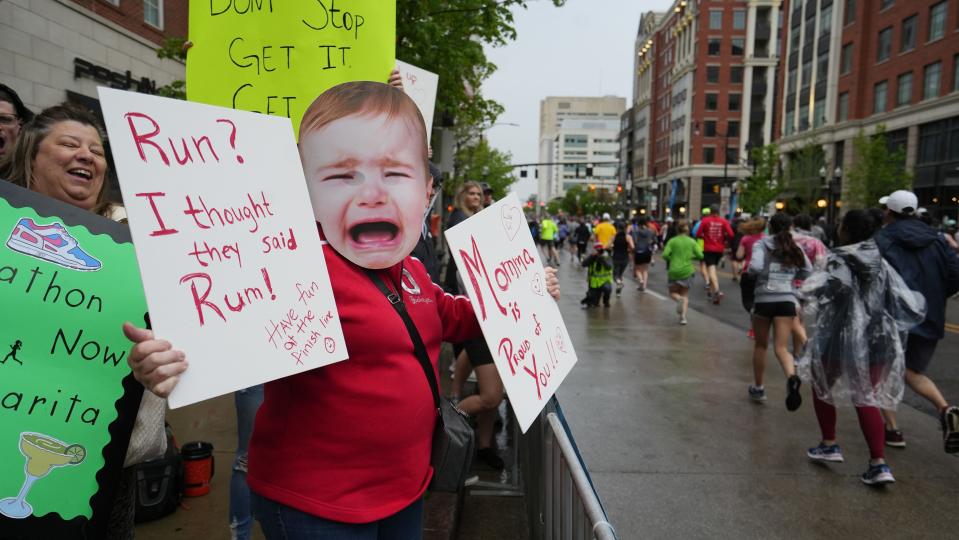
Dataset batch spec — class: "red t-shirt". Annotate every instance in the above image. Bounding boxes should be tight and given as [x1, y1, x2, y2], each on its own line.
[247, 240, 480, 523]
[696, 216, 734, 253]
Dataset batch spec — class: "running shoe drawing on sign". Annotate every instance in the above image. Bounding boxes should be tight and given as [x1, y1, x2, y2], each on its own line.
[5, 218, 101, 271]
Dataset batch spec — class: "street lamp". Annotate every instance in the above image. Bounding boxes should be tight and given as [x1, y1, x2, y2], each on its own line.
[819, 165, 842, 224]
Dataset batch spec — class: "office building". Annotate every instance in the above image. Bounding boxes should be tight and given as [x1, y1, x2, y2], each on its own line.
[1, 0, 186, 115]
[626, 0, 784, 220]
[538, 96, 626, 202]
[777, 0, 959, 219]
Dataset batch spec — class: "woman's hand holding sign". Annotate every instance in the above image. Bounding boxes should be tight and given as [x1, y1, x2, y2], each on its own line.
[544, 266, 560, 300]
[122, 323, 188, 398]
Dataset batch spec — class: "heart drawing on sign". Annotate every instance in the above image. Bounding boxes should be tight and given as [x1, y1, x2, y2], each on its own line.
[554, 327, 567, 354]
[501, 204, 523, 241]
[531, 273, 545, 296]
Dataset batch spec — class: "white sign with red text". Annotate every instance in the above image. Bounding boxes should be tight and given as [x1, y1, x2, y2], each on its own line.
[98, 87, 347, 408]
[445, 194, 578, 432]
[395, 60, 437, 144]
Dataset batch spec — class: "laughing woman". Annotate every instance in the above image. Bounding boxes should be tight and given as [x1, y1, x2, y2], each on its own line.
[1, 103, 167, 539]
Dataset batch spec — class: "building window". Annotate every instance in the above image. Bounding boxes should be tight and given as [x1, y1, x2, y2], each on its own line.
[877, 27, 892, 62]
[817, 49, 829, 81]
[897, 72, 913, 106]
[564, 134, 588, 147]
[954, 55, 959, 91]
[704, 147, 716, 163]
[929, 2, 947, 41]
[708, 38, 721, 56]
[710, 10, 723, 30]
[707, 65, 720, 83]
[733, 10, 746, 30]
[880, 0, 894, 9]
[844, 0, 856, 25]
[788, 67, 798, 93]
[728, 121, 740, 137]
[924, 61, 941, 99]
[838, 92, 849, 122]
[705, 120, 717, 137]
[731, 38, 745, 56]
[901, 15, 917, 52]
[731, 66, 744, 83]
[820, 5, 832, 36]
[841, 43, 853, 74]
[790, 26, 801, 51]
[874, 80, 888, 113]
[802, 59, 813, 88]
[814, 98, 827, 127]
[729, 93, 742, 111]
[144, 0, 163, 28]
[706, 93, 719, 111]
[799, 102, 809, 131]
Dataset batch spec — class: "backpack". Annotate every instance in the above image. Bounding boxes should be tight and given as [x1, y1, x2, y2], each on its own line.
[632, 227, 652, 254]
[133, 423, 184, 523]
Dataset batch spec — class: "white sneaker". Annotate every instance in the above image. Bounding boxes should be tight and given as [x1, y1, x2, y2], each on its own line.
[679, 316, 688, 325]
[675, 298, 683, 315]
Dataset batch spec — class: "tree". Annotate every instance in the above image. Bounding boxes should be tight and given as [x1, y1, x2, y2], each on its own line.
[738, 144, 783, 215]
[396, 1, 566, 136]
[556, 184, 615, 217]
[450, 137, 515, 200]
[783, 140, 825, 212]
[845, 124, 911, 209]
[154, 37, 188, 99]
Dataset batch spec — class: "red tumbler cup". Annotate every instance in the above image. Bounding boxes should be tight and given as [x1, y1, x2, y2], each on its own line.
[181, 441, 214, 497]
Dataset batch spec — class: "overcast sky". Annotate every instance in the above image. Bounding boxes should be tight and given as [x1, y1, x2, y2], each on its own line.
[482, 0, 673, 200]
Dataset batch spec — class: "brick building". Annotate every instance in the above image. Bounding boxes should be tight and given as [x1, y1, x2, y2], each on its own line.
[777, 0, 959, 220]
[1, 0, 187, 116]
[624, 0, 784, 221]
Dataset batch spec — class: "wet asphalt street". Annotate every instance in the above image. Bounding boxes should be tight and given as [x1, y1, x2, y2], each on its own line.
[551, 247, 959, 539]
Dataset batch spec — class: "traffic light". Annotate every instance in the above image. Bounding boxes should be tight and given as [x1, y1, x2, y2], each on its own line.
[616, 184, 623, 193]
[520, 169, 527, 178]
[589, 184, 596, 191]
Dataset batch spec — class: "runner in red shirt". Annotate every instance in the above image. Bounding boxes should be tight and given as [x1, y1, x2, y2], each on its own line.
[696, 205, 735, 304]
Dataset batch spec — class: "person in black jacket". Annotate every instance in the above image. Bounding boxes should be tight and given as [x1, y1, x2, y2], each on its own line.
[874, 190, 959, 452]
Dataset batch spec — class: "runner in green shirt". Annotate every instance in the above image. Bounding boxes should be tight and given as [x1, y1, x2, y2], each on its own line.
[661, 220, 704, 325]
[540, 216, 560, 267]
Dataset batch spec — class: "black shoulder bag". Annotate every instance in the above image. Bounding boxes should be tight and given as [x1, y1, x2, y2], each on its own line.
[365, 269, 475, 493]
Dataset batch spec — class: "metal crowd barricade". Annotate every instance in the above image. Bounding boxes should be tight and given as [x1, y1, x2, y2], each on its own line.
[519, 397, 618, 540]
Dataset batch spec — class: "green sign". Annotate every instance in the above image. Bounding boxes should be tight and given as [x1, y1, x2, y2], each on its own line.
[0, 182, 144, 538]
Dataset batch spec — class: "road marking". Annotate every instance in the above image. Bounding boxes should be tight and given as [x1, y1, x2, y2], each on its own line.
[946, 323, 959, 335]
[645, 289, 668, 301]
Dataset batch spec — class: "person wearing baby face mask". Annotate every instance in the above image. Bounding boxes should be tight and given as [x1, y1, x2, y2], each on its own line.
[299, 81, 431, 269]
[123, 80, 561, 538]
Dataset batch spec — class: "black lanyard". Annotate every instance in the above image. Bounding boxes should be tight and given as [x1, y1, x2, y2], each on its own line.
[364, 268, 440, 414]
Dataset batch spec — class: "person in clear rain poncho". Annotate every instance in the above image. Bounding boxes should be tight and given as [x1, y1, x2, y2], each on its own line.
[798, 210, 926, 486]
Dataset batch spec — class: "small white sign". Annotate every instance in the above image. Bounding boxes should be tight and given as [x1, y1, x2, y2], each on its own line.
[98, 87, 347, 408]
[395, 60, 438, 144]
[445, 194, 578, 432]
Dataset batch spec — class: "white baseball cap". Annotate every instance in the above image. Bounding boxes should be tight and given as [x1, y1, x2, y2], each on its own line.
[879, 190, 918, 215]
[602, 212, 611, 220]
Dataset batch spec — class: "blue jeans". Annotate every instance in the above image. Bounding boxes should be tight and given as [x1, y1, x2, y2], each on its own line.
[252, 492, 424, 540]
[230, 385, 264, 540]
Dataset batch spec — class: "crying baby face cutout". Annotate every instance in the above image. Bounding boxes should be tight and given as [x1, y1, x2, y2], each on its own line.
[299, 93, 430, 270]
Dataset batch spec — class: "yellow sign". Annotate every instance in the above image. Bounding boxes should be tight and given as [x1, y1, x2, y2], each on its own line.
[186, 0, 396, 138]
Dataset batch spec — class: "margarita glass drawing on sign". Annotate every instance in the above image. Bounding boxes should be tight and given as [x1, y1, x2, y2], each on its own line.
[6, 217, 102, 271]
[0, 432, 86, 519]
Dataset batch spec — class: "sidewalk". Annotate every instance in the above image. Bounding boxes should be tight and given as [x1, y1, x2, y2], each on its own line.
[553, 253, 959, 538]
